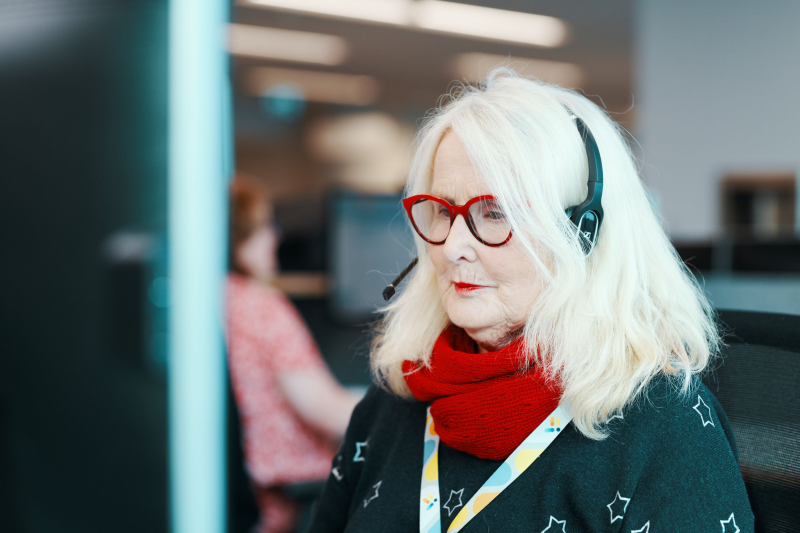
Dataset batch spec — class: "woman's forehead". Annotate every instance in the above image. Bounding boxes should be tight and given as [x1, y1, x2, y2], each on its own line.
[430, 132, 490, 200]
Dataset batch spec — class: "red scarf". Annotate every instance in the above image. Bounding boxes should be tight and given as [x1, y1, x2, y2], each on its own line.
[402, 326, 562, 460]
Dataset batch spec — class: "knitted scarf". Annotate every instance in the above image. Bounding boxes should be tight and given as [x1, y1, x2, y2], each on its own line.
[402, 326, 562, 460]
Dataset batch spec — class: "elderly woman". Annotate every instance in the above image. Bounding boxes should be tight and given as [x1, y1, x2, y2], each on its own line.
[309, 70, 753, 533]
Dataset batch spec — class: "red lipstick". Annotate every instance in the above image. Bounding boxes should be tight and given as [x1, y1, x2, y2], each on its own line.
[453, 282, 486, 294]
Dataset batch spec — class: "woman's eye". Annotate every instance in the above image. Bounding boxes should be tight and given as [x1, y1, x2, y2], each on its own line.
[481, 204, 506, 220]
[436, 206, 450, 217]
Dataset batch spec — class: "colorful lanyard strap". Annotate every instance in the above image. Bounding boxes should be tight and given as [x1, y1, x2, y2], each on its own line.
[419, 404, 572, 533]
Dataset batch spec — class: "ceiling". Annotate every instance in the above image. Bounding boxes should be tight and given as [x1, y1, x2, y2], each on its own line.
[232, 0, 635, 117]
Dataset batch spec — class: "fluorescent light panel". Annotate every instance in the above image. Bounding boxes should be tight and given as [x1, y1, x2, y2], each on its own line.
[413, 1, 566, 47]
[243, 0, 409, 25]
[228, 23, 348, 65]
[245, 67, 380, 106]
[239, 0, 567, 47]
[452, 52, 582, 87]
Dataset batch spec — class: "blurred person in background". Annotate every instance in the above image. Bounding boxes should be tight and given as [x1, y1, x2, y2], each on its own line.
[309, 70, 753, 532]
[227, 175, 360, 533]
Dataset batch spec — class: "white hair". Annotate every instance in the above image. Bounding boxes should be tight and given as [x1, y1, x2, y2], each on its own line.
[371, 68, 719, 439]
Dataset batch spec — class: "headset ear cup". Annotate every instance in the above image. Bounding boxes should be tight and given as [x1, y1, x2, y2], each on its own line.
[578, 211, 601, 255]
[565, 207, 598, 256]
[578, 227, 594, 255]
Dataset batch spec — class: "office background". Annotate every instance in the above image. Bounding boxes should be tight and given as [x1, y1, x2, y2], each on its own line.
[0, 1, 797, 531]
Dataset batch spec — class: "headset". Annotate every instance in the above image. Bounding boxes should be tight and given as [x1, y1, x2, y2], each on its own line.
[382, 110, 604, 301]
[565, 111, 605, 255]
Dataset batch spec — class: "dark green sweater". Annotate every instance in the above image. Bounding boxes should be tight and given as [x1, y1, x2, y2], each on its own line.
[309, 376, 754, 532]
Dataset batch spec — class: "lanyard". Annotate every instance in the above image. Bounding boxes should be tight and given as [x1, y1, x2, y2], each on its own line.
[419, 404, 572, 533]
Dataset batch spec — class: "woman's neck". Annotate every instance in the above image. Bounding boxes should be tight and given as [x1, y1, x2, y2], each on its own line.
[465, 327, 524, 354]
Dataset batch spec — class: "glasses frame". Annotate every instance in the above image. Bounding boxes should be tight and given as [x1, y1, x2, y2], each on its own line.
[402, 194, 513, 247]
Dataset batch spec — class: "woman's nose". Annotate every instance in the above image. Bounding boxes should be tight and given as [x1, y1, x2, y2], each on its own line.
[442, 214, 478, 263]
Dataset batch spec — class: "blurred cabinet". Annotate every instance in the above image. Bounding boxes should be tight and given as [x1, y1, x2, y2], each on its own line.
[722, 172, 796, 239]
[0, 1, 169, 531]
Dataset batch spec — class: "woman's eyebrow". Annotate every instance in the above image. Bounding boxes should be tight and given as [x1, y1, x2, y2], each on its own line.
[430, 193, 455, 204]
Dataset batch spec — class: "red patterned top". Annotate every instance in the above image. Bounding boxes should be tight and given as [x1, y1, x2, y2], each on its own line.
[226, 274, 336, 488]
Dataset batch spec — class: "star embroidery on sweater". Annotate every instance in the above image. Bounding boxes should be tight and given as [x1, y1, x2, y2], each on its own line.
[331, 455, 344, 481]
[363, 480, 382, 508]
[443, 488, 464, 517]
[607, 491, 631, 523]
[693, 395, 715, 427]
[540, 516, 567, 533]
[631, 521, 650, 533]
[720, 513, 740, 533]
[353, 439, 369, 462]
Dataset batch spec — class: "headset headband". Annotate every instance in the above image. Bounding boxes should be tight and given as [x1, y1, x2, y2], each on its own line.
[564, 109, 604, 255]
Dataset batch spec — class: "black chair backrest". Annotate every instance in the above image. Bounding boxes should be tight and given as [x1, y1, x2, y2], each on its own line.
[703, 310, 800, 533]
[227, 374, 260, 533]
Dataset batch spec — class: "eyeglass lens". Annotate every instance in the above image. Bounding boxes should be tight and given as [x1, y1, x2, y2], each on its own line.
[409, 198, 511, 245]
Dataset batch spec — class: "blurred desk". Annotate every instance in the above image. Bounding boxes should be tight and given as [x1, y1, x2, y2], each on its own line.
[675, 239, 800, 316]
[273, 272, 329, 298]
[703, 274, 800, 316]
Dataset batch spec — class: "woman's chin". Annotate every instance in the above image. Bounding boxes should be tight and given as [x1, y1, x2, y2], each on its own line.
[444, 302, 494, 332]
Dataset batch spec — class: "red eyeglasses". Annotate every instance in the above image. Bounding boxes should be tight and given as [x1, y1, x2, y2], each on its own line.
[402, 194, 513, 246]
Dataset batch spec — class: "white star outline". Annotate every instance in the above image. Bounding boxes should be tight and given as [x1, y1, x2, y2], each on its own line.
[540, 516, 567, 533]
[631, 521, 650, 533]
[353, 439, 369, 462]
[720, 513, 740, 533]
[331, 454, 344, 481]
[606, 491, 631, 523]
[443, 488, 464, 517]
[363, 480, 381, 508]
[693, 395, 715, 427]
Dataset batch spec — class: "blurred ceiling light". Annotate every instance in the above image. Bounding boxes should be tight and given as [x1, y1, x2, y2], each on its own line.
[242, 0, 409, 24]
[228, 24, 348, 65]
[306, 113, 414, 193]
[452, 52, 583, 87]
[239, 0, 567, 47]
[412, 1, 567, 47]
[245, 67, 380, 106]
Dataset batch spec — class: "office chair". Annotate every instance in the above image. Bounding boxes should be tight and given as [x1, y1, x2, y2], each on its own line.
[226, 374, 325, 533]
[703, 310, 800, 533]
[227, 375, 260, 533]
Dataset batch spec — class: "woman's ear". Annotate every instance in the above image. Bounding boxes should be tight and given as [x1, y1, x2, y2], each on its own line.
[231, 240, 249, 277]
